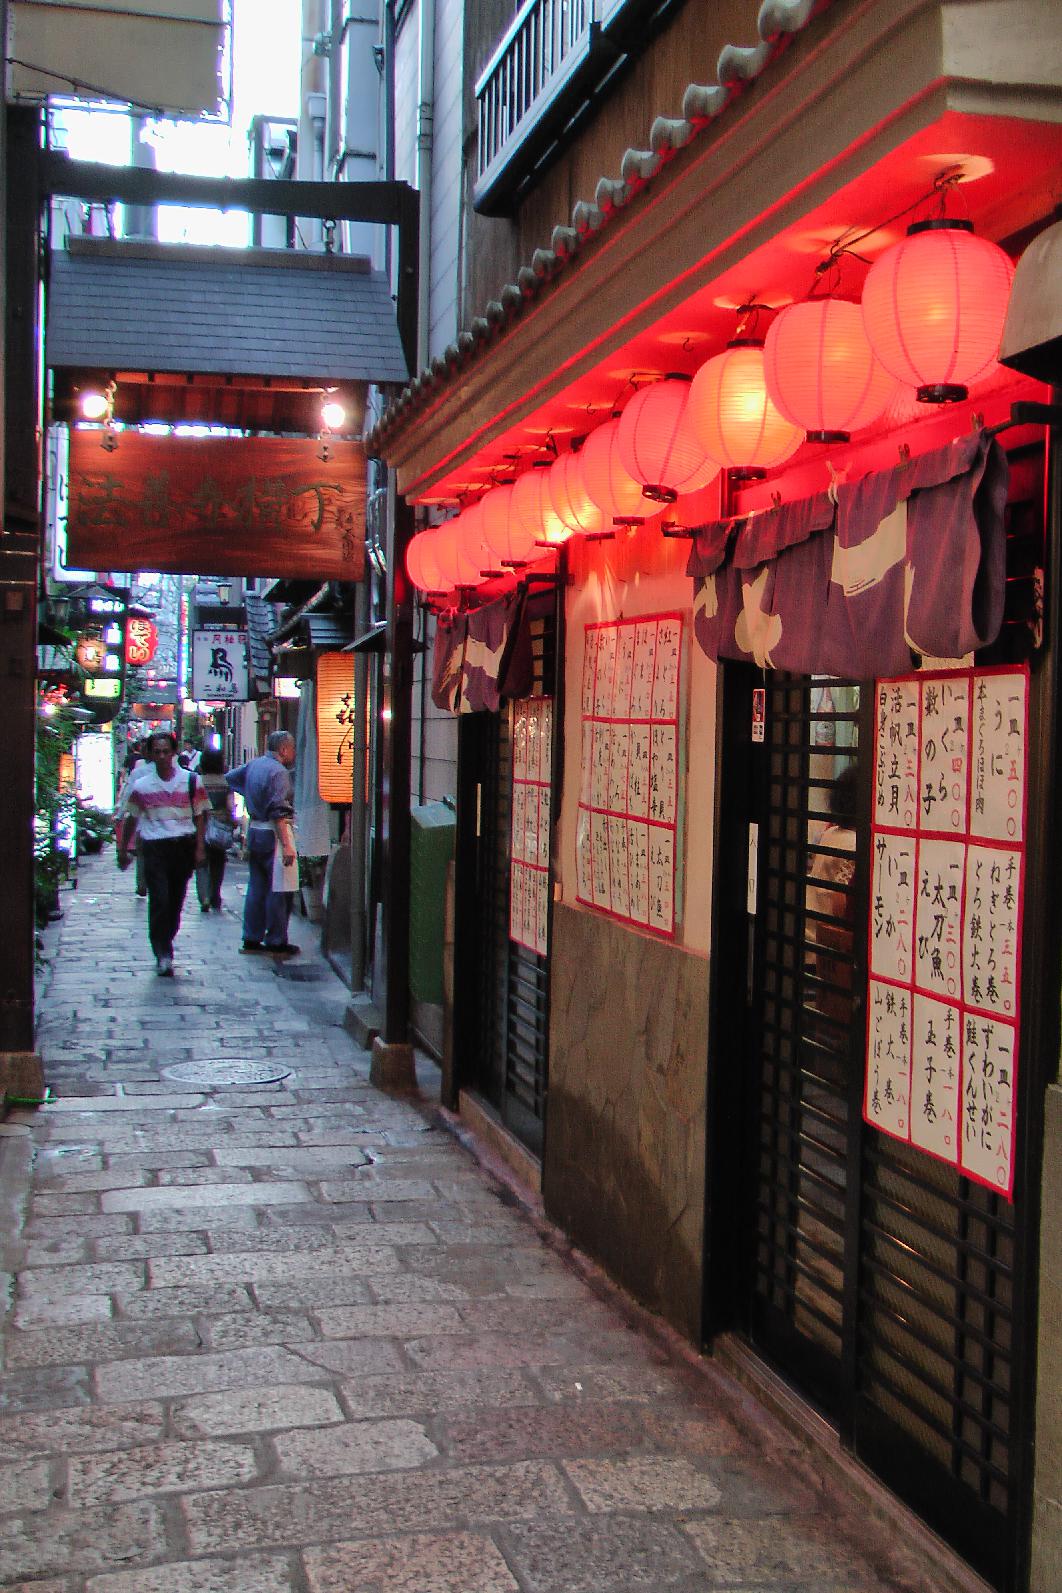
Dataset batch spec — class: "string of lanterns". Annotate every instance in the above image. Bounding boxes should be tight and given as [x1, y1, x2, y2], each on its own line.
[408, 199, 1014, 600]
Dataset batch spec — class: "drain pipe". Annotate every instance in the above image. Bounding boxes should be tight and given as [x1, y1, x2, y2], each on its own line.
[416, 0, 435, 370]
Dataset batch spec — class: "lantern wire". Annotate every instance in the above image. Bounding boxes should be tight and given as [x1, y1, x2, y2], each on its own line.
[805, 167, 970, 300]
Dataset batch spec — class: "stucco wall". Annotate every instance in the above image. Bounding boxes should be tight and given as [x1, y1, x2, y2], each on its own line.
[545, 901, 709, 1339]
[543, 530, 716, 1341]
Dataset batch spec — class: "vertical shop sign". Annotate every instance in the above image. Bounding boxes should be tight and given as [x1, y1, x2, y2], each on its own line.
[510, 697, 553, 956]
[575, 614, 685, 938]
[866, 666, 1027, 1197]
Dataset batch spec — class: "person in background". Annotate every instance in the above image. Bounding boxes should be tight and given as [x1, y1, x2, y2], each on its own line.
[116, 738, 151, 898]
[195, 748, 237, 912]
[116, 731, 208, 977]
[225, 730, 299, 958]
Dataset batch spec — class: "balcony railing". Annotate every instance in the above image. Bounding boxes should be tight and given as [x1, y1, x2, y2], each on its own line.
[473, 0, 685, 216]
[474, 0, 599, 215]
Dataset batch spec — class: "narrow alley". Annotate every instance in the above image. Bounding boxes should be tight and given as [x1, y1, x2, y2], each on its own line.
[1, 856, 949, 1592]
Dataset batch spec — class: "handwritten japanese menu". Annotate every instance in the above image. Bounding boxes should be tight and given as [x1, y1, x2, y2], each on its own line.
[510, 696, 553, 957]
[866, 667, 1027, 1198]
[576, 615, 685, 938]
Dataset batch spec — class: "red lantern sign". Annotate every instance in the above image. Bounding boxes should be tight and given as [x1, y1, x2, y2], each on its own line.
[125, 616, 159, 667]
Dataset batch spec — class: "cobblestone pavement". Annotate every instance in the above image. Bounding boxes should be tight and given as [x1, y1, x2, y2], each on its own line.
[0, 853, 938, 1592]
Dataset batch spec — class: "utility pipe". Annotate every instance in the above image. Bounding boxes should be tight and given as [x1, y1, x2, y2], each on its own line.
[416, 0, 435, 370]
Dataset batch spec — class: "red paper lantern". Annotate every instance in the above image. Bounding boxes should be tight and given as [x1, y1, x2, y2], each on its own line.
[580, 418, 646, 523]
[511, 462, 567, 547]
[406, 530, 449, 593]
[616, 377, 714, 502]
[763, 299, 897, 442]
[125, 616, 159, 666]
[687, 340, 803, 478]
[478, 484, 525, 565]
[861, 219, 1014, 403]
[548, 449, 606, 538]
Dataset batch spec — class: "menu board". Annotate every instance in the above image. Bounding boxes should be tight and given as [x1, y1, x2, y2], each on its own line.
[866, 667, 1028, 1198]
[510, 696, 553, 957]
[575, 614, 685, 938]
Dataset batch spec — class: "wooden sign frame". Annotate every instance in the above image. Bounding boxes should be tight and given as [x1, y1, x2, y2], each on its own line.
[67, 430, 366, 581]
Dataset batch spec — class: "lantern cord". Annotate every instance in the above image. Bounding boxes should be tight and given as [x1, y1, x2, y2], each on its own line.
[806, 168, 971, 299]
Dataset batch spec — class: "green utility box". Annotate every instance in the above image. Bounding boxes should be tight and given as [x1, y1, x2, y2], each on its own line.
[408, 799, 456, 1005]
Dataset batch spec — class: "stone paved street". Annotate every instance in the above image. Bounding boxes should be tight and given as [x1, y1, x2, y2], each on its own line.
[0, 854, 941, 1591]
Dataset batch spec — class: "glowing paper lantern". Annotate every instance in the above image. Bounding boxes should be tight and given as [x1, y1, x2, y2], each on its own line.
[433, 515, 482, 587]
[511, 462, 567, 547]
[548, 450, 606, 538]
[455, 499, 494, 578]
[616, 377, 715, 502]
[763, 299, 897, 441]
[687, 341, 803, 478]
[861, 219, 1014, 402]
[580, 417, 646, 523]
[479, 483, 530, 565]
[125, 616, 159, 667]
[316, 651, 357, 803]
[406, 530, 449, 593]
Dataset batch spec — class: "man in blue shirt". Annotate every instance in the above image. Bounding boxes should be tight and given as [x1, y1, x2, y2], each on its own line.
[226, 730, 299, 957]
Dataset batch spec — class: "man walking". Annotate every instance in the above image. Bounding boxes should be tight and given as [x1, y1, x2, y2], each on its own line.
[226, 730, 299, 958]
[116, 732, 208, 976]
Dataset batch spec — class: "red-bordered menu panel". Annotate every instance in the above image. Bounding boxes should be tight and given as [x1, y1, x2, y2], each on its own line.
[510, 696, 553, 957]
[866, 666, 1028, 1199]
[575, 614, 685, 939]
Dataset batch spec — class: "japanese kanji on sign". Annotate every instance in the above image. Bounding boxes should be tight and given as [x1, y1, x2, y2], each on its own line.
[866, 666, 1028, 1198]
[575, 613, 685, 939]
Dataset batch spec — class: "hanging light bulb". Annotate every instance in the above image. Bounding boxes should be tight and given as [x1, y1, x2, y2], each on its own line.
[763, 298, 898, 442]
[687, 340, 803, 479]
[580, 417, 647, 525]
[615, 376, 715, 503]
[861, 219, 1014, 403]
[511, 461, 567, 548]
[406, 530, 449, 593]
[548, 448, 606, 539]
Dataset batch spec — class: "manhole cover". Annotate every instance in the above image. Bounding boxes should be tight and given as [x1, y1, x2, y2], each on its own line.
[162, 1059, 291, 1087]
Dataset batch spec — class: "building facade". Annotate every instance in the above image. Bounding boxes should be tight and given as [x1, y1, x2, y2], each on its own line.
[369, 0, 1062, 1588]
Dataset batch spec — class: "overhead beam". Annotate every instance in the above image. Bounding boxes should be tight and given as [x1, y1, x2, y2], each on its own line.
[39, 153, 417, 227]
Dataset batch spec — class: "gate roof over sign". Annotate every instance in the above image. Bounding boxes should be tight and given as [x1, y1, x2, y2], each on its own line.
[46, 237, 409, 385]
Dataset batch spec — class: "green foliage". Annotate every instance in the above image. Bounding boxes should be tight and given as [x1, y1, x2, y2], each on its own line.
[34, 707, 79, 923]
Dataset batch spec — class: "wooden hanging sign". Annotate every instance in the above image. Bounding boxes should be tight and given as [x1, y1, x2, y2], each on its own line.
[66, 430, 365, 581]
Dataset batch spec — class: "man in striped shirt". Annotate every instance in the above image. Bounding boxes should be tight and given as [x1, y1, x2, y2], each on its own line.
[117, 732, 208, 976]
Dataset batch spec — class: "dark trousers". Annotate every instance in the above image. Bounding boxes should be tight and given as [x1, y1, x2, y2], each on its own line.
[195, 845, 227, 910]
[244, 827, 292, 947]
[141, 836, 197, 959]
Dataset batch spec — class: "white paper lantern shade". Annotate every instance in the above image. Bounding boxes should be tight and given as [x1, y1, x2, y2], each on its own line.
[548, 449, 608, 539]
[479, 482, 532, 566]
[580, 417, 647, 525]
[861, 219, 1014, 403]
[432, 515, 482, 588]
[616, 376, 714, 503]
[687, 340, 803, 479]
[406, 530, 449, 594]
[455, 499, 497, 580]
[763, 299, 898, 442]
[511, 462, 568, 548]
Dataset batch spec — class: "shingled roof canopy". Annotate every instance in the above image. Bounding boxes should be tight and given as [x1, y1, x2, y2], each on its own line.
[46, 236, 408, 433]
